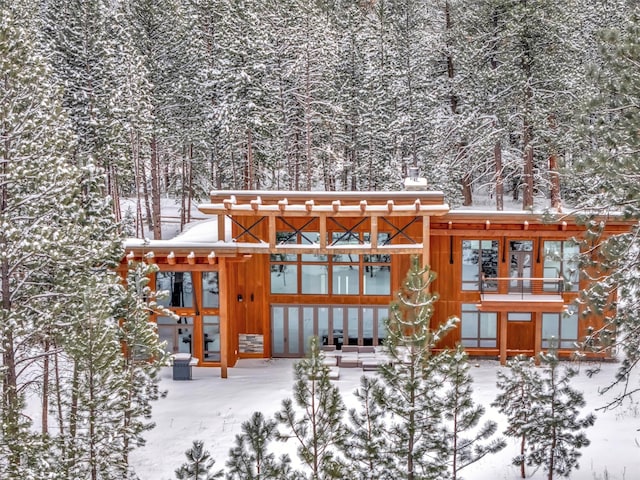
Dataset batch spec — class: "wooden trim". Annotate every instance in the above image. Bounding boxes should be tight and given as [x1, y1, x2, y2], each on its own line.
[499, 312, 507, 364]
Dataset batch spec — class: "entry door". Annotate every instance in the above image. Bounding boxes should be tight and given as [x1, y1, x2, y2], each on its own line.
[505, 312, 535, 355]
[509, 240, 533, 293]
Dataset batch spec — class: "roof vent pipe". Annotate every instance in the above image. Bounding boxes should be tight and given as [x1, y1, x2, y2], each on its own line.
[403, 166, 427, 191]
[408, 166, 419, 181]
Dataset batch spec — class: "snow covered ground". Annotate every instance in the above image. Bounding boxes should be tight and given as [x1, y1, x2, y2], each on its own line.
[130, 358, 640, 480]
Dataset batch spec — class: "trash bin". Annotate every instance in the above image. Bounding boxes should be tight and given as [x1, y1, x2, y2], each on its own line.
[172, 353, 192, 380]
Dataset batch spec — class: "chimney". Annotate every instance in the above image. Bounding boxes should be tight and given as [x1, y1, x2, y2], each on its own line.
[403, 166, 427, 191]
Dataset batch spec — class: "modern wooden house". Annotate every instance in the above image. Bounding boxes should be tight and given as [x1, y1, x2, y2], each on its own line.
[122, 185, 629, 377]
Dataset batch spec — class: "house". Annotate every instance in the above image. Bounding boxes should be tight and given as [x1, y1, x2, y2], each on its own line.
[122, 183, 629, 377]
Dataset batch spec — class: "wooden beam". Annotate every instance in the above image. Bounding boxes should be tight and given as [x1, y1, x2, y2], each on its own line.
[305, 199, 314, 213]
[422, 215, 430, 268]
[534, 312, 542, 360]
[187, 252, 196, 265]
[499, 312, 507, 365]
[332, 200, 341, 213]
[167, 251, 176, 265]
[319, 215, 327, 249]
[268, 215, 276, 249]
[360, 200, 367, 213]
[217, 214, 225, 242]
[387, 200, 394, 213]
[278, 198, 288, 213]
[207, 251, 216, 265]
[218, 257, 228, 379]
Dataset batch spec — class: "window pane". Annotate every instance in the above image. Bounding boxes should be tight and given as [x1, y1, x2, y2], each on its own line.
[461, 240, 479, 290]
[272, 232, 297, 261]
[287, 307, 300, 353]
[508, 312, 531, 321]
[461, 312, 479, 338]
[271, 264, 297, 294]
[462, 240, 498, 291]
[333, 265, 360, 295]
[203, 315, 220, 361]
[301, 265, 328, 294]
[301, 232, 327, 262]
[480, 312, 497, 337]
[303, 308, 315, 353]
[363, 266, 390, 295]
[542, 313, 560, 340]
[272, 307, 285, 354]
[202, 272, 219, 308]
[377, 308, 388, 345]
[318, 307, 329, 346]
[156, 272, 193, 308]
[346, 308, 359, 345]
[363, 308, 374, 346]
[158, 326, 174, 354]
[561, 313, 578, 341]
[332, 307, 344, 348]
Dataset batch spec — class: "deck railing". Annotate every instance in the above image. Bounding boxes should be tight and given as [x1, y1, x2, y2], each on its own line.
[480, 275, 564, 299]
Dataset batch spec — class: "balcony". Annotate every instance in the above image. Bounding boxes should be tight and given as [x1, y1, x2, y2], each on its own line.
[478, 276, 566, 312]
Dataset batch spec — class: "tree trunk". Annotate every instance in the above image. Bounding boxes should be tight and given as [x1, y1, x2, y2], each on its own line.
[42, 338, 49, 436]
[149, 136, 162, 239]
[523, 124, 534, 210]
[495, 139, 504, 211]
[461, 173, 473, 206]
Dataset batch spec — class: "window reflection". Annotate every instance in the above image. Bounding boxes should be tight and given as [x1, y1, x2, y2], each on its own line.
[203, 315, 220, 361]
[202, 271, 219, 308]
[157, 316, 193, 354]
[156, 272, 193, 308]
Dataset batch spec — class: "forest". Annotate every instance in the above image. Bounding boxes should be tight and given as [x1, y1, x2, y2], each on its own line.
[2, 0, 640, 478]
[6, 0, 639, 238]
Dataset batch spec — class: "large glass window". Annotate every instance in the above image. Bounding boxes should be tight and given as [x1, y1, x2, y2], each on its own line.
[202, 271, 219, 308]
[270, 230, 391, 296]
[542, 312, 579, 348]
[157, 316, 193, 354]
[544, 241, 580, 292]
[462, 240, 498, 291]
[460, 304, 497, 348]
[509, 240, 533, 292]
[203, 315, 220, 361]
[156, 272, 193, 308]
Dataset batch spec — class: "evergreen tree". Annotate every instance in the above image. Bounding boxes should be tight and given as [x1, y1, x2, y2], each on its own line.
[572, 6, 640, 408]
[226, 411, 294, 480]
[441, 345, 505, 479]
[492, 356, 543, 479]
[175, 441, 223, 480]
[527, 350, 596, 480]
[371, 256, 458, 480]
[275, 336, 346, 479]
[342, 375, 392, 480]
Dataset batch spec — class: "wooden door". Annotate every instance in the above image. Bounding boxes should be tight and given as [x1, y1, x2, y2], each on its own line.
[506, 312, 535, 356]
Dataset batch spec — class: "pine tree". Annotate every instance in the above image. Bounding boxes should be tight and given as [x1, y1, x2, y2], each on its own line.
[571, 6, 640, 408]
[275, 336, 346, 479]
[441, 345, 505, 479]
[175, 440, 223, 480]
[527, 350, 596, 480]
[226, 411, 294, 480]
[371, 256, 458, 480]
[492, 355, 543, 479]
[342, 375, 392, 480]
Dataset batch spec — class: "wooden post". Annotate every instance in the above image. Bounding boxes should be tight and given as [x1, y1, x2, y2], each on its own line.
[268, 215, 276, 250]
[218, 257, 228, 378]
[370, 217, 378, 249]
[319, 215, 327, 249]
[422, 216, 430, 268]
[217, 214, 226, 242]
[533, 312, 542, 361]
[499, 312, 507, 365]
